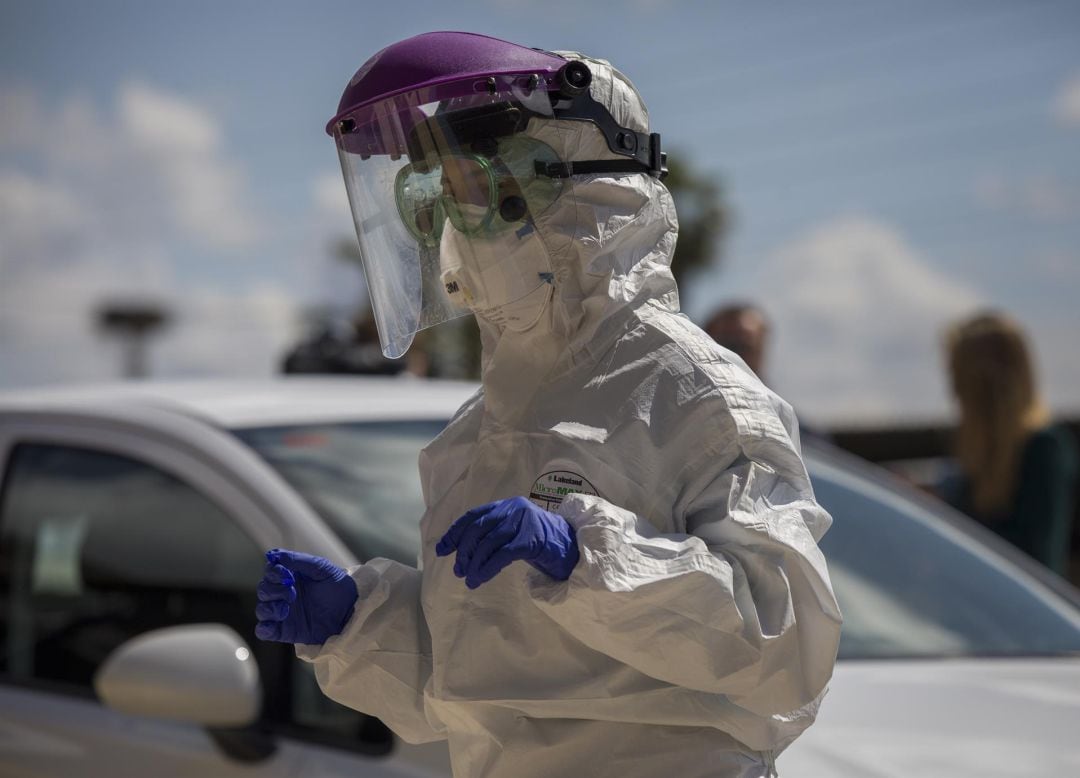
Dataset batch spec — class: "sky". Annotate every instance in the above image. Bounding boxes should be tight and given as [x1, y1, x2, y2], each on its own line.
[1, 0, 1079, 426]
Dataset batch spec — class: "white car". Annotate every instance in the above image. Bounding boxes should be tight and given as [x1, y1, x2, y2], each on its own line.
[0, 377, 1077, 778]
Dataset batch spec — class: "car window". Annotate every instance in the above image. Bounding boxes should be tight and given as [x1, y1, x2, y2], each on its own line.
[0, 441, 394, 754]
[0, 443, 266, 692]
[234, 420, 445, 565]
[811, 452, 1080, 659]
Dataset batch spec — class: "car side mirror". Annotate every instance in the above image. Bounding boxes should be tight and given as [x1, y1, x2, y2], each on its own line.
[93, 624, 261, 728]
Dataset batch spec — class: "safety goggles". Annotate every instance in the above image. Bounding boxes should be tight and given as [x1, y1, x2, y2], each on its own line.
[394, 136, 565, 247]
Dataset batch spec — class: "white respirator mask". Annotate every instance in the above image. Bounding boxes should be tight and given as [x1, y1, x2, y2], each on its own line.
[440, 220, 554, 332]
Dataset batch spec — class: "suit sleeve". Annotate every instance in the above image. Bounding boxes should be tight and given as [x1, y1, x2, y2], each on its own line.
[526, 432, 842, 717]
[295, 558, 446, 744]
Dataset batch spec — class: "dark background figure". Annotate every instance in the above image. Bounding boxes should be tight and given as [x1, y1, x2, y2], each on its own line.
[939, 311, 1079, 577]
[702, 302, 770, 381]
[703, 301, 832, 445]
[281, 312, 430, 377]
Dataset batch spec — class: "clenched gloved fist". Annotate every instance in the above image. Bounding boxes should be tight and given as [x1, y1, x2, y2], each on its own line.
[436, 496, 580, 589]
[255, 549, 358, 645]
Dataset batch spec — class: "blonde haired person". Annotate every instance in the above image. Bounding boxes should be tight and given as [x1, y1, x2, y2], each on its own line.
[943, 311, 1078, 576]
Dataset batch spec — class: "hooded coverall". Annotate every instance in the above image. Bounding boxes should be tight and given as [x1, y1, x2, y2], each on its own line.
[298, 52, 842, 778]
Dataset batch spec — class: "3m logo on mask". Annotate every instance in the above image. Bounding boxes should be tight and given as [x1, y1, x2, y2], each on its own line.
[529, 470, 599, 512]
[445, 280, 461, 295]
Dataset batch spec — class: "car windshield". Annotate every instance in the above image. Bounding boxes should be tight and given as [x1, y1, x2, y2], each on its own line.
[811, 450, 1080, 660]
[234, 420, 443, 565]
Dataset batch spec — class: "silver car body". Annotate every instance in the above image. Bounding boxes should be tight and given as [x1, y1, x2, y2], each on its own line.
[1, 377, 1077, 777]
[0, 378, 465, 778]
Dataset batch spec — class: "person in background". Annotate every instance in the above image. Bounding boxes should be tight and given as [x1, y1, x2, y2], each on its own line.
[281, 311, 431, 377]
[703, 302, 770, 381]
[703, 302, 832, 445]
[942, 311, 1078, 576]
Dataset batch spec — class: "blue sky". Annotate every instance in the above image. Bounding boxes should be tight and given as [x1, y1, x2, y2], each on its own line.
[2, 0, 1079, 425]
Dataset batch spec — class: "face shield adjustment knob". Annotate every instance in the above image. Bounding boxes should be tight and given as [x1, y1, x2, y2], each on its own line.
[617, 132, 636, 151]
[337, 118, 356, 134]
[499, 195, 528, 223]
[556, 61, 591, 97]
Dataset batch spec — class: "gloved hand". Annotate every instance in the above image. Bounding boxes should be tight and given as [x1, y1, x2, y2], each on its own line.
[254, 549, 358, 645]
[435, 496, 580, 589]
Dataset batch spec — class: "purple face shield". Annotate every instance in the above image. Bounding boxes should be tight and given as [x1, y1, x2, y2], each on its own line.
[328, 32, 666, 358]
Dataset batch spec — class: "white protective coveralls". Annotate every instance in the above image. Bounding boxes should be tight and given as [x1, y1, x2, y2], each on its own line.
[299, 52, 843, 778]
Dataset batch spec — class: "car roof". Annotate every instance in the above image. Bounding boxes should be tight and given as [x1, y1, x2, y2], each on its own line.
[0, 376, 479, 429]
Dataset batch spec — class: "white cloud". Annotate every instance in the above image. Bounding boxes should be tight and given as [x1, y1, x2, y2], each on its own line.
[974, 172, 1080, 222]
[1034, 315, 1080, 417]
[156, 285, 302, 377]
[313, 171, 351, 217]
[118, 83, 259, 248]
[699, 216, 983, 425]
[0, 254, 173, 387]
[0, 254, 303, 387]
[0, 172, 90, 275]
[301, 171, 367, 314]
[163, 152, 261, 248]
[1053, 72, 1080, 127]
[0, 82, 262, 254]
[120, 84, 220, 153]
[0, 172, 86, 225]
[0, 82, 303, 390]
[0, 86, 46, 151]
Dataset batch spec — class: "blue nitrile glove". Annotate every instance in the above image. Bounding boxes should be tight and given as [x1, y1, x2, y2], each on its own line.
[254, 549, 358, 645]
[435, 496, 580, 589]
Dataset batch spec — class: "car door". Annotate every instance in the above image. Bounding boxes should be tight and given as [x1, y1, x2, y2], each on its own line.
[777, 446, 1080, 776]
[0, 410, 446, 778]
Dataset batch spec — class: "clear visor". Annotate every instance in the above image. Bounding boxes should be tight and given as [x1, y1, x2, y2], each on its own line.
[334, 77, 567, 358]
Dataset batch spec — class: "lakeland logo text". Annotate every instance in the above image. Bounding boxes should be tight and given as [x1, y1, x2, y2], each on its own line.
[529, 470, 598, 512]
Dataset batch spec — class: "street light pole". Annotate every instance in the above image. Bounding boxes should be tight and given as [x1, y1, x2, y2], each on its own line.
[96, 302, 171, 379]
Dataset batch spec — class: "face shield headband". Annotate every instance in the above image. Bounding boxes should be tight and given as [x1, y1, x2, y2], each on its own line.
[536, 60, 668, 181]
[333, 60, 668, 184]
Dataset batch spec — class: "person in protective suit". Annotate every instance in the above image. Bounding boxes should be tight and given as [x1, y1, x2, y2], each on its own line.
[255, 31, 842, 778]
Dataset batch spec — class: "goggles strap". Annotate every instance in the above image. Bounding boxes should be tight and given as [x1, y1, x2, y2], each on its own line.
[535, 154, 668, 180]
